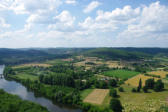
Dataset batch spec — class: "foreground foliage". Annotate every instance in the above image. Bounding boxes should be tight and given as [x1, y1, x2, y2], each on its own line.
[0, 89, 48, 112]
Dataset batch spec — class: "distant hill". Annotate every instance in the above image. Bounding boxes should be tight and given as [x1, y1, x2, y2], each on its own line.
[83, 48, 152, 60]
[0, 48, 70, 65]
[0, 48, 167, 65]
[115, 48, 168, 55]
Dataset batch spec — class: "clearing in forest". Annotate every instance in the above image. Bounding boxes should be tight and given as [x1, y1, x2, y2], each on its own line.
[125, 74, 159, 87]
[148, 71, 168, 78]
[83, 89, 109, 105]
[103, 69, 139, 80]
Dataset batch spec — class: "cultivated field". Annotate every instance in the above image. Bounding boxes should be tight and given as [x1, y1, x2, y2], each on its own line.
[62, 58, 73, 62]
[103, 69, 139, 80]
[148, 71, 168, 78]
[105, 61, 123, 68]
[81, 89, 94, 100]
[11, 73, 38, 81]
[83, 89, 109, 105]
[46, 59, 69, 65]
[125, 74, 159, 87]
[74, 56, 125, 70]
[13, 63, 52, 68]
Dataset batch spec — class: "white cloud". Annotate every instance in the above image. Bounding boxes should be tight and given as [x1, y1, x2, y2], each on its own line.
[10, 0, 62, 14]
[48, 10, 75, 31]
[118, 1, 168, 47]
[0, 1, 168, 48]
[83, 1, 101, 13]
[80, 5, 140, 32]
[0, 17, 10, 28]
[65, 0, 76, 5]
[11, 0, 63, 31]
[126, 2, 168, 33]
[0, 0, 13, 11]
[0, 0, 62, 14]
[96, 6, 140, 23]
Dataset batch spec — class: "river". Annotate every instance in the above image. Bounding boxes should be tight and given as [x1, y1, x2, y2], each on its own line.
[0, 65, 82, 112]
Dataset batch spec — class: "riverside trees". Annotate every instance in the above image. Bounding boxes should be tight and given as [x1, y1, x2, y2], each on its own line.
[0, 89, 48, 112]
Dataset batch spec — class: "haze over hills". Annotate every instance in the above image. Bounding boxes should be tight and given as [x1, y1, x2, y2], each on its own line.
[0, 47, 168, 65]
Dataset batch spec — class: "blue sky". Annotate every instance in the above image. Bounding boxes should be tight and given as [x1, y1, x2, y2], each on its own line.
[0, 0, 168, 48]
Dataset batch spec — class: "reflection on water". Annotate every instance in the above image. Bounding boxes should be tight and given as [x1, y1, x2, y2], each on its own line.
[0, 66, 82, 112]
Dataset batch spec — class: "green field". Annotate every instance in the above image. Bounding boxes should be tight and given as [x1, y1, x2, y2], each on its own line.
[14, 73, 38, 81]
[45, 59, 69, 65]
[103, 69, 139, 80]
[102, 84, 168, 111]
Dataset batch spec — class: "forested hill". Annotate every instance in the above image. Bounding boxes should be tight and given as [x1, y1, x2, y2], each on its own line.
[83, 48, 152, 60]
[115, 48, 168, 55]
[0, 48, 168, 65]
[0, 48, 70, 65]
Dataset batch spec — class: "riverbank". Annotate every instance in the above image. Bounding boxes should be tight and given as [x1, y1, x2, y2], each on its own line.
[3, 66, 113, 112]
[0, 89, 48, 112]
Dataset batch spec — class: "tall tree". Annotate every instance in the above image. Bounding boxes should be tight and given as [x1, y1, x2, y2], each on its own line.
[137, 78, 142, 92]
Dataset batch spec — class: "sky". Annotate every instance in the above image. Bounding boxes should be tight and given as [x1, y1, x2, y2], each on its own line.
[0, 0, 168, 48]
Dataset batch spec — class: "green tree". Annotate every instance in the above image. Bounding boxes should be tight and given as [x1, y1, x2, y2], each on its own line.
[118, 87, 124, 92]
[154, 80, 164, 92]
[145, 78, 155, 89]
[109, 79, 117, 87]
[137, 78, 142, 92]
[110, 88, 117, 97]
[110, 98, 123, 112]
[39, 74, 44, 82]
[143, 86, 148, 93]
[132, 88, 136, 92]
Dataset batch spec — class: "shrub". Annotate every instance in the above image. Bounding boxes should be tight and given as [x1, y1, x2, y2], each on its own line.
[132, 88, 136, 92]
[118, 87, 124, 92]
[145, 78, 155, 89]
[143, 86, 148, 93]
[110, 99, 123, 112]
[154, 80, 164, 92]
[166, 74, 168, 78]
[109, 79, 117, 87]
[110, 88, 117, 97]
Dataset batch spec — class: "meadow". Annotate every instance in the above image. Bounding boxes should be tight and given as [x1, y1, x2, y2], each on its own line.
[148, 71, 168, 78]
[119, 84, 168, 112]
[125, 74, 159, 86]
[93, 84, 168, 112]
[103, 69, 139, 80]
[105, 61, 123, 68]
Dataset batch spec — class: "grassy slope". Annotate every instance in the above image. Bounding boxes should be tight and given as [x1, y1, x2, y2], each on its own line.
[103, 69, 140, 79]
[14, 73, 38, 81]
